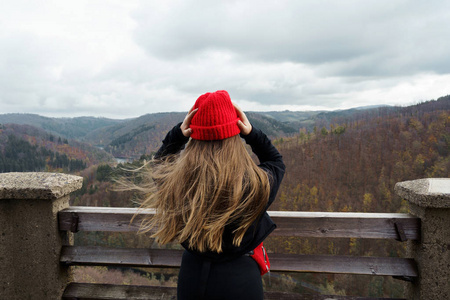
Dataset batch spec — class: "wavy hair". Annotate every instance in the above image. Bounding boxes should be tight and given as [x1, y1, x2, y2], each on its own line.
[134, 135, 270, 253]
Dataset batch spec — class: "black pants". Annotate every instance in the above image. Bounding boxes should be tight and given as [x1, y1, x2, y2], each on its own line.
[177, 250, 263, 300]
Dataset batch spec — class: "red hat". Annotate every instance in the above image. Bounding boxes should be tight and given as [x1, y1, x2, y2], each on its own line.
[190, 90, 240, 141]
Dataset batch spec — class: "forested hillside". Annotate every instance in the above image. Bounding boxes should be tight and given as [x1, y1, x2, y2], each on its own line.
[0, 123, 113, 173]
[273, 96, 449, 213]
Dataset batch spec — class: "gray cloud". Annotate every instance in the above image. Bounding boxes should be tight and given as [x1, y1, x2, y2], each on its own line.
[133, 0, 450, 75]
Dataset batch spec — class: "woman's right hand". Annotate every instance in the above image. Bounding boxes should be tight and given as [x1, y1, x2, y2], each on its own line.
[234, 102, 252, 135]
[181, 107, 198, 137]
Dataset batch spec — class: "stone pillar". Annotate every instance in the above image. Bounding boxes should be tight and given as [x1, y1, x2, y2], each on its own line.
[395, 178, 450, 300]
[0, 172, 82, 300]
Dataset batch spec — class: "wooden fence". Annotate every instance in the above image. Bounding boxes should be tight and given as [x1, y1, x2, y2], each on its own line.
[59, 207, 419, 299]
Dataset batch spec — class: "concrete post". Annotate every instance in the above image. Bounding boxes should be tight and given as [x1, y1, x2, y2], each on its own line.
[395, 178, 450, 300]
[0, 172, 82, 300]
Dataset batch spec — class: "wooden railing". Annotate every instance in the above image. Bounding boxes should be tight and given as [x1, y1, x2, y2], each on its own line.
[1, 173, 448, 299]
[58, 207, 419, 299]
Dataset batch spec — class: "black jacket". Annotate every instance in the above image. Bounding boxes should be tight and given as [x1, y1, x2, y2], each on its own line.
[154, 123, 285, 262]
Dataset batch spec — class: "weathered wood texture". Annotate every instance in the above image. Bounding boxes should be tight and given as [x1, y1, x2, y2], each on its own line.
[60, 246, 418, 277]
[62, 283, 406, 300]
[59, 207, 420, 240]
[62, 283, 176, 300]
[269, 253, 418, 277]
[270, 211, 419, 240]
[61, 246, 182, 268]
[59, 208, 417, 299]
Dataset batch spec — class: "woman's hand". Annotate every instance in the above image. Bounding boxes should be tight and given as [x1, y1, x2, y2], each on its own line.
[181, 107, 198, 137]
[234, 102, 252, 135]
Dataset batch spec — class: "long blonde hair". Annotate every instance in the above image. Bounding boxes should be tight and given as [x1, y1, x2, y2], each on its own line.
[136, 134, 270, 253]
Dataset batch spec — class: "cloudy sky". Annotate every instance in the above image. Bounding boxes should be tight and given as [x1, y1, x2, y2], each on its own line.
[1, 0, 449, 118]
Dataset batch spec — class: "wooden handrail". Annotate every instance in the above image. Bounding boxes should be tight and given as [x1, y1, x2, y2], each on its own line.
[59, 206, 420, 240]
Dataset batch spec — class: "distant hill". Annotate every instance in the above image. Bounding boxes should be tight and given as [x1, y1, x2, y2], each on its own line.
[290, 95, 450, 131]
[86, 105, 404, 159]
[251, 111, 320, 132]
[0, 114, 124, 140]
[84, 112, 186, 158]
[0, 111, 302, 159]
[84, 112, 300, 159]
[1, 95, 448, 159]
[253, 105, 395, 131]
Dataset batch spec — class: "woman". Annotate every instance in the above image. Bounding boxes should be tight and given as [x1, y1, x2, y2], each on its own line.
[137, 90, 285, 299]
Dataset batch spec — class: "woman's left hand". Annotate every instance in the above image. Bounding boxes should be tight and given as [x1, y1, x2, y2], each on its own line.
[181, 107, 198, 137]
[234, 102, 252, 135]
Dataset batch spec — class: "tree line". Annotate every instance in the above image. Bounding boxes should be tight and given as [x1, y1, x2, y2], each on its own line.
[0, 135, 86, 173]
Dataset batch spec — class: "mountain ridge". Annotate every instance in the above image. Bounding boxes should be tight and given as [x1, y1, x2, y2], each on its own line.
[1, 95, 448, 159]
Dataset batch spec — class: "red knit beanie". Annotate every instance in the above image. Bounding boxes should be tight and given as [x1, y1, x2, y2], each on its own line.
[190, 90, 240, 141]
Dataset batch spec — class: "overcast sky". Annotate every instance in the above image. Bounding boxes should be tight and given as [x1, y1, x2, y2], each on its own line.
[1, 0, 449, 118]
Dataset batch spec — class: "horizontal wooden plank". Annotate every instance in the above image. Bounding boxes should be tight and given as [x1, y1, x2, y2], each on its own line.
[59, 207, 144, 233]
[61, 246, 182, 268]
[269, 253, 418, 277]
[60, 246, 418, 277]
[63, 283, 176, 300]
[62, 283, 406, 300]
[269, 212, 419, 240]
[58, 207, 420, 240]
